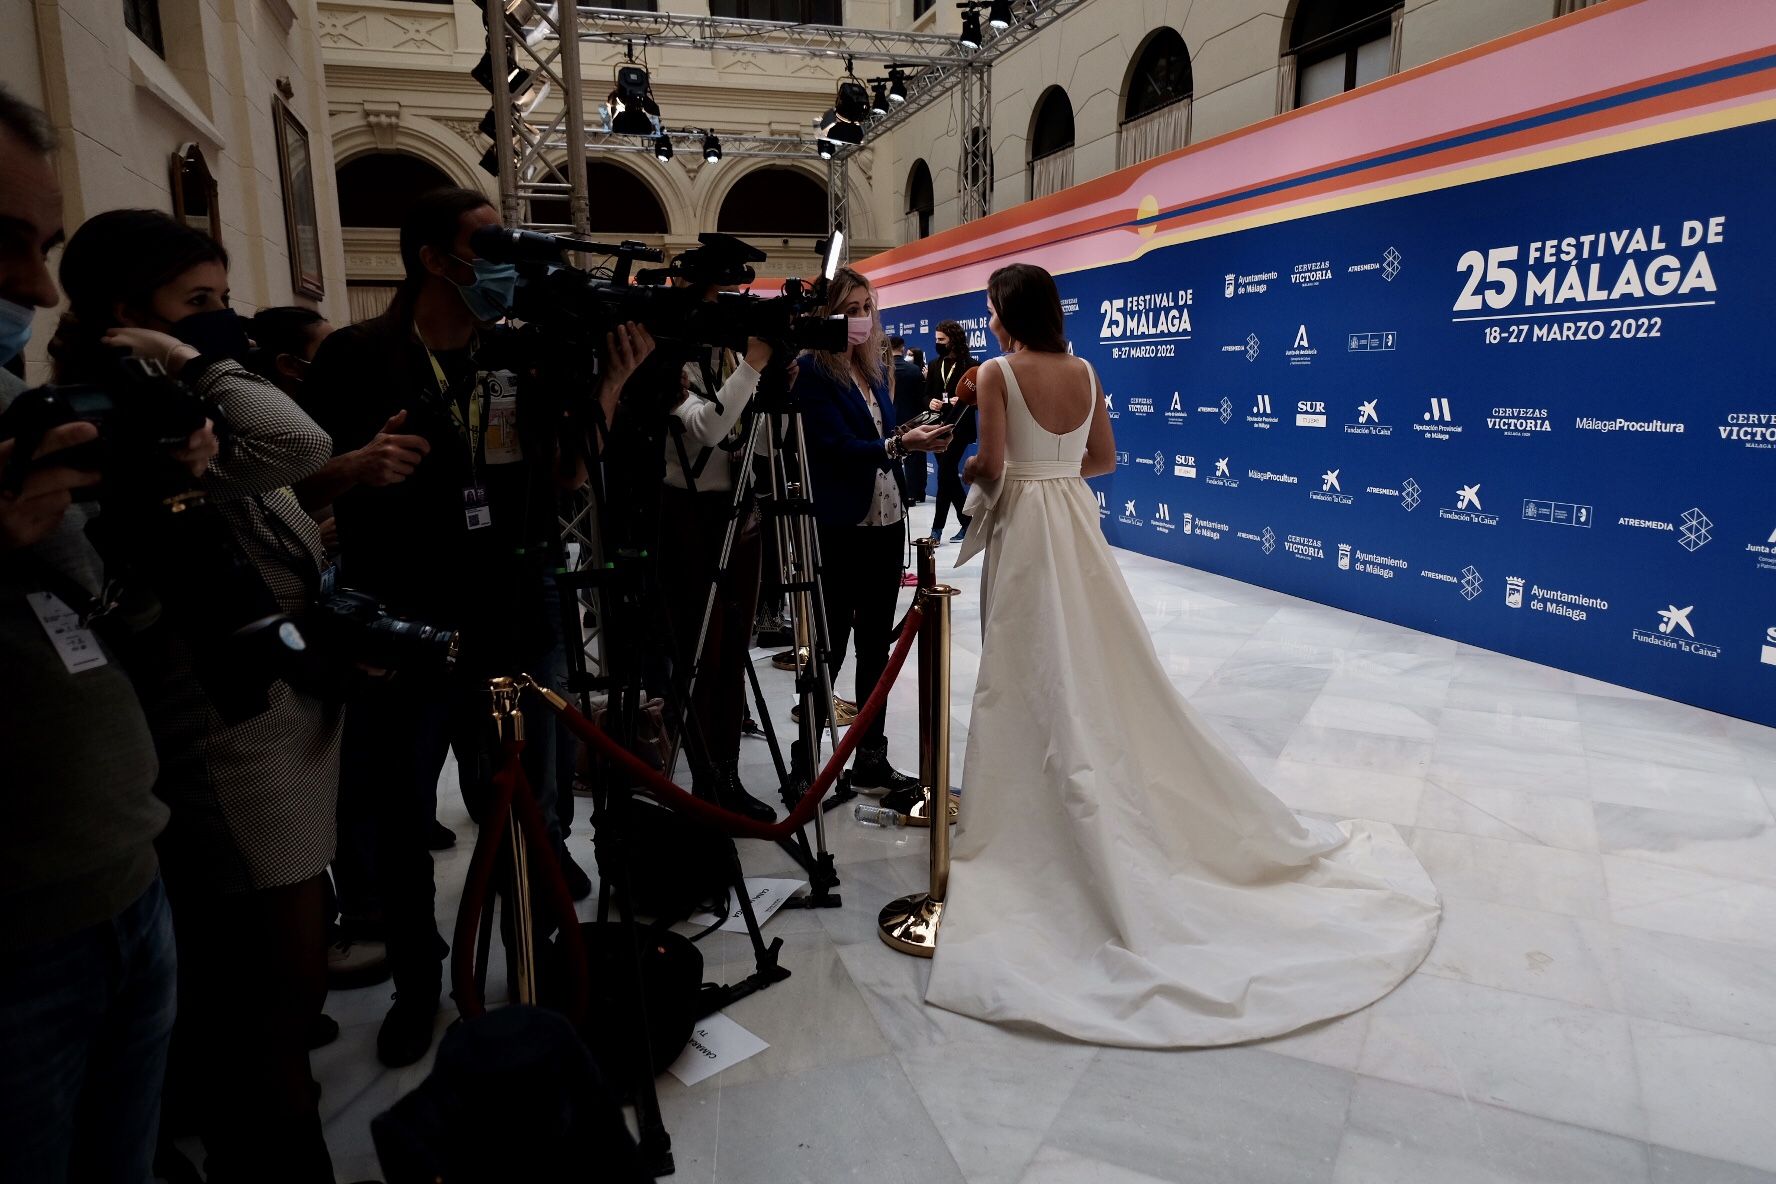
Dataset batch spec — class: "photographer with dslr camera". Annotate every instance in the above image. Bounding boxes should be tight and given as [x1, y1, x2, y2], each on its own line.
[46, 205, 344, 1182]
[0, 89, 217, 1184]
[303, 188, 654, 1069]
[655, 240, 786, 824]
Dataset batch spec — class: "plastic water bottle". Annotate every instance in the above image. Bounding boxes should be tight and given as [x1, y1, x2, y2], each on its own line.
[854, 804, 907, 828]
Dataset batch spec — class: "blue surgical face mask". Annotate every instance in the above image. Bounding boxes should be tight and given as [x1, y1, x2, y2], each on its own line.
[450, 255, 517, 322]
[0, 295, 37, 367]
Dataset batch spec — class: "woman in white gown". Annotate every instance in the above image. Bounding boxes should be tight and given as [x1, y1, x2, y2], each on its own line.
[923, 264, 1441, 1048]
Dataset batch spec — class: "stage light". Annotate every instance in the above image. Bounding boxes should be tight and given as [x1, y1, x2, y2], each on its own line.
[959, 8, 983, 49]
[870, 81, 889, 117]
[479, 145, 500, 177]
[817, 138, 835, 160]
[819, 108, 863, 147]
[478, 109, 497, 138]
[472, 51, 533, 98]
[887, 66, 908, 104]
[611, 58, 660, 135]
[702, 132, 722, 164]
[987, 0, 1012, 30]
[654, 133, 673, 162]
[836, 79, 870, 124]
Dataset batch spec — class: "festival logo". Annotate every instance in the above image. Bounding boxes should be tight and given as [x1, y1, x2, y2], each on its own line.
[1632, 604, 1722, 659]
[1440, 482, 1500, 526]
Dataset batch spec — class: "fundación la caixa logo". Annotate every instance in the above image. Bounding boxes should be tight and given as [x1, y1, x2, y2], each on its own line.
[1632, 604, 1722, 659]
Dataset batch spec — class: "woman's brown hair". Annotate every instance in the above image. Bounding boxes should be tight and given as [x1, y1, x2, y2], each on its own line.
[807, 266, 886, 388]
[987, 262, 1067, 353]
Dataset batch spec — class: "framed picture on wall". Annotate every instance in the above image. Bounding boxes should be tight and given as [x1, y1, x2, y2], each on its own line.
[170, 143, 221, 243]
[273, 98, 325, 299]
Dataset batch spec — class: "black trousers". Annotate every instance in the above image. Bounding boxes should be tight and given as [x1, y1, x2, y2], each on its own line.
[900, 450, 928, 502]
[656, 485, 762, 786]
[931, 448, 971, 537]
[813, 521, 904, 748]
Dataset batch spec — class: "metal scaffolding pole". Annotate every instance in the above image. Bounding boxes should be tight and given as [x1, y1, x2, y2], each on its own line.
[958, 62, 992, 224]
[826, 152, 851, 265]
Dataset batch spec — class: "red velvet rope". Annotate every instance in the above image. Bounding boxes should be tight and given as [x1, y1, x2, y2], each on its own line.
[548, 602, 927, 841]
[452, 737, 590, 1027]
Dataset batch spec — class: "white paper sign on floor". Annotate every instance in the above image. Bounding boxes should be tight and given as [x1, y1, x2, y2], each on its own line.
[667, 1013, 769, 1087]
[687, 877, 807, 934]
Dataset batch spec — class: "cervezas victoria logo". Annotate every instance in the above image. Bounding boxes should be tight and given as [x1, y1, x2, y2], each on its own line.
[1632, 604, 1721, 658]
[1720, 411, 1776, 450]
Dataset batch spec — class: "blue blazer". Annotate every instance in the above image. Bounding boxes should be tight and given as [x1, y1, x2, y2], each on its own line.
[795, 359, 907, 528]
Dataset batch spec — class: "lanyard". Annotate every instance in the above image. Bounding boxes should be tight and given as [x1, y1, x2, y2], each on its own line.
[940, 359, 958, 396]
[416, 324, 484, 467]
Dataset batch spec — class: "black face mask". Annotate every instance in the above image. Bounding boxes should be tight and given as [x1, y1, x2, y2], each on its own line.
[171, 307, 251, 362]
[934, 341, 950, 358]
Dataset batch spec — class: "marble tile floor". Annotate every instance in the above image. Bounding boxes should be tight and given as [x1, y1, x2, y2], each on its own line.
[318, 505, 1776, 1183]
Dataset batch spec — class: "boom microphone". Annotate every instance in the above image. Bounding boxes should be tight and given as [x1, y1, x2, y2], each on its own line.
[469, 225, 666, 266]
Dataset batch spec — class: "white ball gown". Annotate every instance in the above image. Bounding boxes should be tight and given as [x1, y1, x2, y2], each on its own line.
[922, 354, 1442, 1048]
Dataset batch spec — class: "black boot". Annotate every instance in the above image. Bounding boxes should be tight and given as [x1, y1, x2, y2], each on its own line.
[377, 989, 439, 1068]
[715, 763, 778, 824]
[850, 740, 919, 795]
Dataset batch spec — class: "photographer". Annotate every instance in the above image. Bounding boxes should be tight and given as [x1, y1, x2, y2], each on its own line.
[49, 207, 342, 1182]
[793, 267, 949, 793]
[0, 90, 216, 1184]
[302, 188, 653, 1069]
[889, 336, 926, 505]
[925, 319, 976, 543]
[656, 254, 781, 823]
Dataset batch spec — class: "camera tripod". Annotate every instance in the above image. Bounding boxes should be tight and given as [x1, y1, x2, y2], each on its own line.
[658, 347, 853, 910]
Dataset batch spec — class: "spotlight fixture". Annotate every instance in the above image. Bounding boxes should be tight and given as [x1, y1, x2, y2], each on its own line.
[869, 80, 889, 117]
[817, 140, 835, 160]
[478, 145, 500, 177]
[702, 132, 722, 164]
[610, 43, 661, 135]
[987, 0, 1013, 30]
[478, 108, 497, 138]
[818, 108, 863, 148]
[887, 66, 909, 104]
[959, 6, 983, 50]
[654, 133, 673, 163]
[472, 51, 533, 98]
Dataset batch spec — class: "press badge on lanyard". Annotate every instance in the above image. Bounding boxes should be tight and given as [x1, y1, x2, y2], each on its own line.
[421, 331, 500, 531]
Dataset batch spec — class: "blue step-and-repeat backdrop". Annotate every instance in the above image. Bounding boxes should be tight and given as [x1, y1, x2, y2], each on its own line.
[887, 121, 1776, 728]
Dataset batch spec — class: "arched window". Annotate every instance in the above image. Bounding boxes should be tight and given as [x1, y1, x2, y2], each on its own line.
[905, 159, 933, 241]
[1287, 0, 1401, 109]
[335, 153, 455, 227]
[1028, 87, 1074, 200]
[717, 167, 827, 235]
[530, 160, 669, 233]
[1124, 28, 1192, 122]
[1120, 29, 1194, 169]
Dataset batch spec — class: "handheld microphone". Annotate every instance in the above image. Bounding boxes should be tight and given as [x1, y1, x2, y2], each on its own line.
[956, 365, 981, 406]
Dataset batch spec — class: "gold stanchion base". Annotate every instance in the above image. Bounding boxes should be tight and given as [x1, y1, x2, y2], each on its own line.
[878, 893, 943, 957]
[906, 791, 958, 828]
